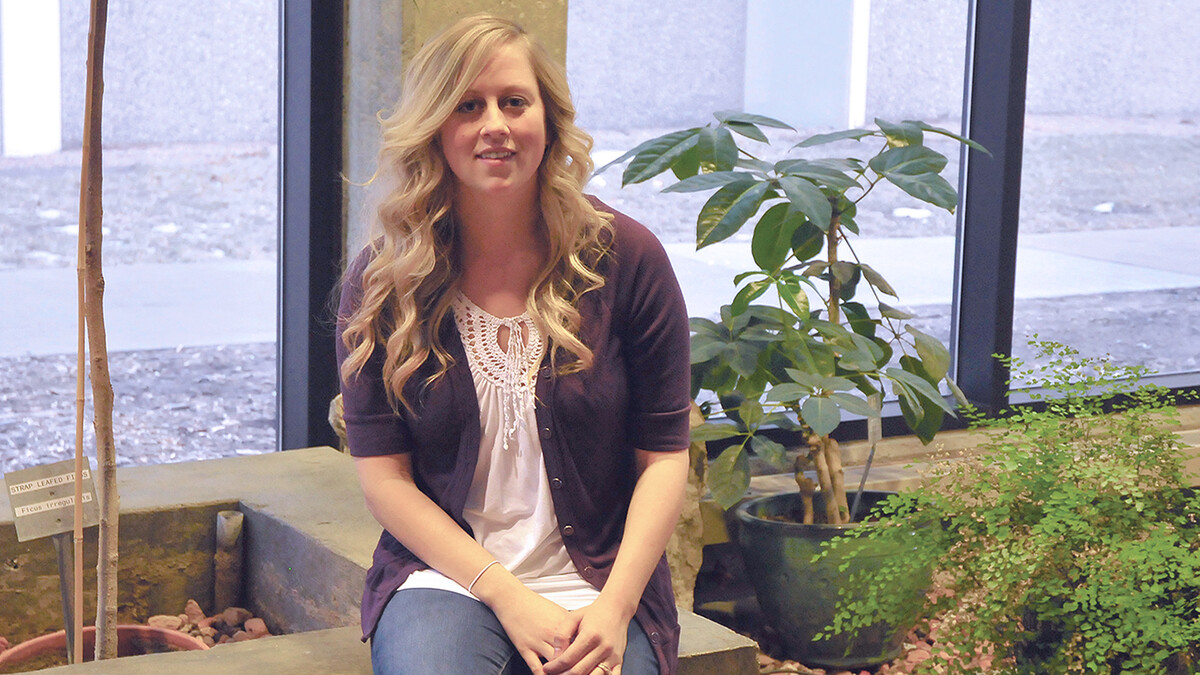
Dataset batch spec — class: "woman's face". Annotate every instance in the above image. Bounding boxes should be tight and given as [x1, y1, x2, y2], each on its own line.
[438, 43, 547, 210]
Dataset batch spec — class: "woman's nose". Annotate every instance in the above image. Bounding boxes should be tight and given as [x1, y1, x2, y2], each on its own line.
[480, 102, 508, 137]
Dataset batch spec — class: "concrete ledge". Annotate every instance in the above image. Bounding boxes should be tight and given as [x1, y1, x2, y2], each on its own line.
[3, 447, 758, 674]
[39, 611, 758, 674]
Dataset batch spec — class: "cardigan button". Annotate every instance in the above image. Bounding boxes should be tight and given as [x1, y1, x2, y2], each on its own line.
[582, 566, 595, 578]
[540, 367, 551, 379]
[649, 631, 660, 644]
[550, 477, 563, 490]
[539, 425, 552, 439]
[562, 524, 575, 536]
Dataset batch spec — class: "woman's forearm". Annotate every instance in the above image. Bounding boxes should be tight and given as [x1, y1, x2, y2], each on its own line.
[600, 448, 689, 617]
[354, 454, 499, 590]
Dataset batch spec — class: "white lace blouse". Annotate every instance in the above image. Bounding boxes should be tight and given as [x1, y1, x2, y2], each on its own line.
[395, 293, 599, 610]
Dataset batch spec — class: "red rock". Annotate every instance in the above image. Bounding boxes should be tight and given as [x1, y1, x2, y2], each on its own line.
[230, 630, 253, 642]
[244, 617, 269, 638]
[147, 614, 184, 631]
[906, 647, 932, 666]
[222, 606, 253, 627]
[217, 634, 230, 645]
[184, 599, 205, 624]
[201, 635, 216, 648]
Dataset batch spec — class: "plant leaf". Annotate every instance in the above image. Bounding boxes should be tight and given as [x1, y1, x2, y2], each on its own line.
[670, 143, 702, 181]
[875, 118, 924, 147]
[690, 422, 742, 442]
[698, 125, 739, 172]
[791, 221, 824, 261]
[801, 396, 841, 437]
[793, 128, 874, 148]
[776, 275, 810, 319]
[765, 382, 809, 403]
[907, 325, 951, 380]
[777, 175, 832, 228]
[912, 120, 990, 154]
[887, 368, 955, 414]
[869, 144, 948, 177]
[709, 444, 751, 509]
[751, 203, 800, 271]
[726, 121, 768, 143]
[775, 159, 862, 193]
[731, 278, 771, 316]
[859, 263, 897, 297]
[750, 435, 790, 471]
[830, 392, 881, 418]
[622, 128, 701, 184]
[663, 171, 755, 193]
[879, 302, 915, 320]
[689, 337, 727, 364]
[883, 171, 959, 212]
[697, 180, 770, 248]
[715, 110, 795, 130]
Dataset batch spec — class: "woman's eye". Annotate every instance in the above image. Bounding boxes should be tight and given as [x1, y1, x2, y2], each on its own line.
[503, 96, 527, 108]
[455, 100, 480, 114]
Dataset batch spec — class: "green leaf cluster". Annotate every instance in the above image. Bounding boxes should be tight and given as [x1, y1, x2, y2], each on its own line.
[819, 341, 1200, 674]
[602, 112, 982, 510]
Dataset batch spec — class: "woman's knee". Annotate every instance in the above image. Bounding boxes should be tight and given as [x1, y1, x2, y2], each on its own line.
[370, 589, 521, 675]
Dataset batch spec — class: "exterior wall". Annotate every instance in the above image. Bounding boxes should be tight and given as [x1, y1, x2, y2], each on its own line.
[58, 0, 277, 148]
[41, 1, 1200, 149]
[566, 0, 746, 131]
[864, 0, 968, 123]
[1025, 1, 1200, 117]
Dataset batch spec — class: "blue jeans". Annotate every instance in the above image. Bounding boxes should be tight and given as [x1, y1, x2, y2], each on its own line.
[371, 589, 659, 675]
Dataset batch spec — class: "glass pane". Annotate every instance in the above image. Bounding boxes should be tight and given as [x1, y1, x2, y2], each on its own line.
[1012, 5, 1200, 377]
[0, 3, 279, 474]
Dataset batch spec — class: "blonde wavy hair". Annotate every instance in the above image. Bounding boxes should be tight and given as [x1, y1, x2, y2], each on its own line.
[339, 14, 612, 409]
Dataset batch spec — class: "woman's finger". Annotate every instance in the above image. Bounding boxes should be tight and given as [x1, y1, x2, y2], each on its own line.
[518, 647, 546, 675]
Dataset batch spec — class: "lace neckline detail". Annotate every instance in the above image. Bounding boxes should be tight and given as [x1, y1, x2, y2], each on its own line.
[452, 292, 545, 451]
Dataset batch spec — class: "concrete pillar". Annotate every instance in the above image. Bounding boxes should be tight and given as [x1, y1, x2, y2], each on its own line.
[0, 0, 62, 156]
[743, 0, 869, 130]
[343, 0, 566, 258]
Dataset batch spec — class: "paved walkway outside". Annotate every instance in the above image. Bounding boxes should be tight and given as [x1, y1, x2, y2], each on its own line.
[2, 228, 1197, 357]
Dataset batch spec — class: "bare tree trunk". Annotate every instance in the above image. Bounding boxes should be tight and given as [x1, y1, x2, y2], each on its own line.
[809, 436, 840, 524]
[822, 437, 849, 523]
[79, 0, 117, 660]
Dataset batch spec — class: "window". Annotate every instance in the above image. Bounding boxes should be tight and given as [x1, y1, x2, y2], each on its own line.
[0, 2, 279, 474]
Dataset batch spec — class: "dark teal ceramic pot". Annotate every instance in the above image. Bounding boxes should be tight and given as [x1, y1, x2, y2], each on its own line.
[733, 490, 919, 669]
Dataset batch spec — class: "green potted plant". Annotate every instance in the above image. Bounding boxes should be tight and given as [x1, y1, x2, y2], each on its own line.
[821, 341, 1200, 674]
[600, 112, 984, 666]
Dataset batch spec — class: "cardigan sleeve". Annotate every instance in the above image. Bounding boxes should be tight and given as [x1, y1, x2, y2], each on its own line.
[608, 209, 692, 453]
[335, 247, 415, 457]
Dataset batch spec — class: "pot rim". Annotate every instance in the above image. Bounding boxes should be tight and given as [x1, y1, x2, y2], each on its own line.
[733, 490, 899, 531]
[0, 623, 207, 665]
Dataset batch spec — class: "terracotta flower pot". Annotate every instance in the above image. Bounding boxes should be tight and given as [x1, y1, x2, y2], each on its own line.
[0, 624, 206, 668]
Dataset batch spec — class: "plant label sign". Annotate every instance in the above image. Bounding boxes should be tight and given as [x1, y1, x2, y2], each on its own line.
[4, 459, 99, 542]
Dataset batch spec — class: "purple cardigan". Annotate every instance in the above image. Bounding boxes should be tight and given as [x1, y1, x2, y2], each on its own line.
[335, 201, 692, 675]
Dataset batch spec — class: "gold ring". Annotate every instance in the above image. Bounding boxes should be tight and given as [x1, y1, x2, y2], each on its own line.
[597, 665, 613, 675]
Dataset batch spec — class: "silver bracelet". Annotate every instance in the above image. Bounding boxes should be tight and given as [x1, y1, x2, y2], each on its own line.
[468, 560, 501, 595]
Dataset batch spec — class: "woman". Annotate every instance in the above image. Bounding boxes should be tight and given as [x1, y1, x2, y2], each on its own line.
[336, 14, 691, 675]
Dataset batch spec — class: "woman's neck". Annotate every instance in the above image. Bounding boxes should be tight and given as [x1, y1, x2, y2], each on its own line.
[454, 192, 547, 316]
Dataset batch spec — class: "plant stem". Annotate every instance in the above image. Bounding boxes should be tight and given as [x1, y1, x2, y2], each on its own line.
[822, 437, 850, 523]
[80, 0, 117, 660]
[810, 436, 840, 523]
